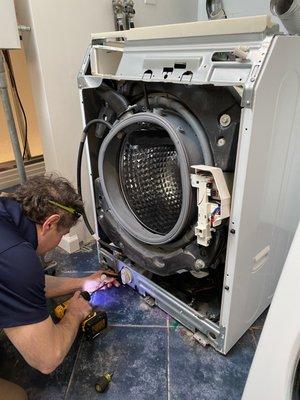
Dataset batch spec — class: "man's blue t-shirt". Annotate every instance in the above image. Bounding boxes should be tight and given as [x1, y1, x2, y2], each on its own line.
[0, 197, 49, 328]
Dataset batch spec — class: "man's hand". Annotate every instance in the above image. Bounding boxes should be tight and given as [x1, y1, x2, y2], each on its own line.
[82, 269, 121, 293]
[45, 271, 121, 299]
[67, 291, 92, 322]
[5, 293, 92, 374]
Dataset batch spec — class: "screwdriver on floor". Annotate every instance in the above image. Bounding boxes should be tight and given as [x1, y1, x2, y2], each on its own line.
[95, 372, 114, 393]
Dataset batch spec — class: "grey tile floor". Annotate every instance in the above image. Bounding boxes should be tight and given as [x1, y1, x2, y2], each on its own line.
[0, 243, 267, 400]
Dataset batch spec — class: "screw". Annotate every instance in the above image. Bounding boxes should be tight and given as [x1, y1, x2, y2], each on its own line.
[225, 286, 229, 291]
[217, 137, 226, 147]
[194, 259, 206, 271]
[230, 229, 236, 234]
[220, 114, 231, 127]
[177, 126, 185, 134]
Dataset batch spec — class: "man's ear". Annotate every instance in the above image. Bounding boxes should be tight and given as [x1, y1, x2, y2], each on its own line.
[41, 214, 61, 235]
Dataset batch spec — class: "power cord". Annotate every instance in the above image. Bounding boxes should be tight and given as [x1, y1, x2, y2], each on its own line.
[2, 50, 29, 160]
[77, 118, 122, 253]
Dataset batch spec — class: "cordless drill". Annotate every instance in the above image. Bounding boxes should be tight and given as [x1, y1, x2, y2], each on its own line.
[54, 291, 107, 340]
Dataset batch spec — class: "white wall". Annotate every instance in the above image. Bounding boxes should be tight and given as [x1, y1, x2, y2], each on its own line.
[14, 0, 199, 246]
[197, 0, 285, 31]
[0, 0, 20, 49]
[221, 0, 271, 18]
[134, 0, 198, 26]
[14, 0, 115, 245]
[197, 0, 271, 20]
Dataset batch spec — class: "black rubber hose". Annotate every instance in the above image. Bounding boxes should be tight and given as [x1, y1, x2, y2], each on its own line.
[96, 84, 130, 137]
[77, 119, 112, 201]
[77, 118, 121, 253]
[143, 82, 150, 110]
[98, 83, 129, 115]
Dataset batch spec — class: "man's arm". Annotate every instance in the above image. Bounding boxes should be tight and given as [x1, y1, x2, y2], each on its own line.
[45, 270, 120, 298]
[4, 291, 91, 374]
[45, 275, 83, 298]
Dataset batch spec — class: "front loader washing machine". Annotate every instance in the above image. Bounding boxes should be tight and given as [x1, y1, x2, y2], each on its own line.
[78, 15, 300, 353]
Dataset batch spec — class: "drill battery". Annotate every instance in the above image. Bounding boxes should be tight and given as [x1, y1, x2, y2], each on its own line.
[82, 310, 108, 340]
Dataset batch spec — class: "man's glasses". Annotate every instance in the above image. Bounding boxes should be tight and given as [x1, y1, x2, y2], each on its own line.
[49, 200, 82, 219]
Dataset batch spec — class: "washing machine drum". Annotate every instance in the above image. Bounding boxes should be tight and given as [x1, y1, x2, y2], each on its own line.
[120, 127, 182, 236]
[98, 110, 204, 247]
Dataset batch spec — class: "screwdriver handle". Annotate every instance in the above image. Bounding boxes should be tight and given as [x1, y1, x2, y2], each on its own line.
[95, 372, 113, 393]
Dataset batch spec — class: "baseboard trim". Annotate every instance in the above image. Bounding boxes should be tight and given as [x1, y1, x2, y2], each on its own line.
[0, 161, 45, 190]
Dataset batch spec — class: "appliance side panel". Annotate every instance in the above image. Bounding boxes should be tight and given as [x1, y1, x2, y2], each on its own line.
[221, 35, 300, 353]
[242, 224, 300, 400]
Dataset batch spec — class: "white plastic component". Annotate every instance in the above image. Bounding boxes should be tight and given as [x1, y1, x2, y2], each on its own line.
[91, 15, 275, 42]
[191, 166, 231, 247]
[59, 233, 80, 254]
[121, 267, 133, 284]
[0, 0, 20, 49]
[233, 45, 250, 60]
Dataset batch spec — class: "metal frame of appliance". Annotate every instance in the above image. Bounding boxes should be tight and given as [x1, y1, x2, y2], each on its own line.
[78, 16, 300, 353]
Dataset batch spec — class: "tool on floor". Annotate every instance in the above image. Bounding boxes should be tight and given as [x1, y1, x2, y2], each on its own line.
[54, 291, 108, 340]
[95, 371, 114, 393]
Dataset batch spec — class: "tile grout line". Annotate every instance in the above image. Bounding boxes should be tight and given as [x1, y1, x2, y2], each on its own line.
[110, 323, 168, 328]
[63, 335, 84, 400]
[249, 328, 257, 348]
[167, 315, 171, 400]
